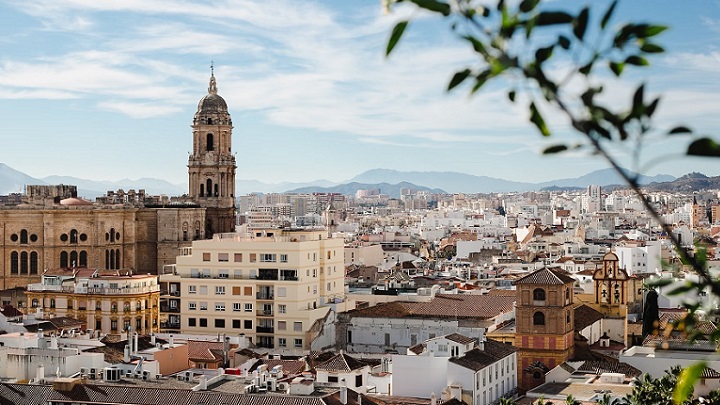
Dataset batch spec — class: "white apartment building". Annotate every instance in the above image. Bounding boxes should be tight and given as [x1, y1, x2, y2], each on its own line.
[160, 229, 345, 351]
[615, 241, 661, 275]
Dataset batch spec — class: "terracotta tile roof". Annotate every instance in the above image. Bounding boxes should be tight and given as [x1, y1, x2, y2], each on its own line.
[0, 304, 23, 318]
[250, 359, 307, 376]
[515, 268, 574, 285]
[449, 339, 518, 371]
[702, 367, 720, 379]
[487, 289, 516, 297]
[345, 294, 515, 321]
[0, 383, 52, 405]
[575, 360, 641, 377]
[408, 343, 426, 355]
[444, 333, 476, 345]
[574, 304, 604, 331]
[188, 340, 225, 362]
[315, 352, 367, 372]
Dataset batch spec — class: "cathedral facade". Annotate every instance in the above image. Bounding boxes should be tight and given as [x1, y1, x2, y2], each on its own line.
[0, 72, 236, 292]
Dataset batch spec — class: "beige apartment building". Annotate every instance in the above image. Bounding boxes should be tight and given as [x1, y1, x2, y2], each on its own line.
[159, 228, 345, 350]
[25, 268, 160, 335]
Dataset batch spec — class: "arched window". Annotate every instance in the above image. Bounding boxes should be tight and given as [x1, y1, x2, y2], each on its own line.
[206, 179, 213, 197]
[533, 311, 545, 325]
[199, 184, 204, 197]
[79, 251, 87, 267]
[115, 249, 120, 269]
[207, 133, 214, 151]
[565, 288, 570, 301]
[533, 288, 546, 301]
[30, 252, 38, 274]
[533, 371, 542, 380]
[70, 251, 78, 267]
[105, 250, 110, 269]
[110, 228, 115, 243]
[31, 299, 39, 308]
[214, 183, 218, 197]
[70, 229, 78, 244]
[20, 230, 28, 244]
[207, 118, 213, 125]
[20, 252, 28, 274]
[109, 250, 115, 269]
[10, 252, 19, 274]
[50, 299, 56, 308]
[61, 251, 69, 268]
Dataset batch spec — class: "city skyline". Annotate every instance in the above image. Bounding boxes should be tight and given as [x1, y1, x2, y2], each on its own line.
[1, 0, 719, 187]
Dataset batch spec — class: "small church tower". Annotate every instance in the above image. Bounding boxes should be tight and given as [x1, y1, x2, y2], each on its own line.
[188, 66, 237, 236]
[514, 268, 576, 393]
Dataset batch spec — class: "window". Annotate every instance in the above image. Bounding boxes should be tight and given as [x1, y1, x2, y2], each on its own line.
[111, 320, 118, 331]
[279, 304, 287, 314]
[438, 344, 448, 352]
[218, 253, 229, 262]
[203, 252, 211, 262]
[533, 288, 546, 301]
[533, 311, 545, 325]
[189, 285, 197, 294]
[280, 254, 288, 263]
[244, 287, 252, 296]
[244, 320, 252, 329]
[199, 318, 207, 327]
[328, 376, 339, 383]
[215, 319, 225, 328]
[278, 338, 287, 347]
[233, 303, 242, 312]
[234, 253, 242, 262]
[200, 302, 208, 311]
[206, 133, 214, 151]
[249, 253, 257, 263]
[215, 303, 225, 311]
[278, 321, 286, 330]
[294, 338, 303, 348]
[355, 375, 363, 388]
[218, 270, 229, 279]
[233, 319, 241, 329]
[244, 303, 253, 312]
[199, 286, 208, 295]
[189, 302, 197, 310]
[260, 253, 276, 262]
[294, 321, 302, 331]
[215, 286, 225, 295]
[188, 318, 197, 327]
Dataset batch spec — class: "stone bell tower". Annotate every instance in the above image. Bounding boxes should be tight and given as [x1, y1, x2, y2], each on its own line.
[188, 65, 236, 236]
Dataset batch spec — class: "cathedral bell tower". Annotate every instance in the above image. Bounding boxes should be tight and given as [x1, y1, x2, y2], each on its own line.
[188, 67, 236, 236]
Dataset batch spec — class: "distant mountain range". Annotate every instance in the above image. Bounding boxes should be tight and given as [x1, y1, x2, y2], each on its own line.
[0, 163, 698, 199]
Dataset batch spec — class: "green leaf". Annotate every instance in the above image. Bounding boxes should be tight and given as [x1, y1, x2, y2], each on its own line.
[543, 145, 567, 154]
[641, 43, 665, 53]
[409, 0, 451, 16]
[558, 35, 571, 50]
[632, 84, 645, 117]
[463, 35, 488, 57]
[626, 55, 649, 66]
[519, 0, 540, 13]
[642, 25, 668, 38]
[529, 102, 550, 136]
[573, 7, 589, 41]
[674, 362, 706, 405]
[609, 61, 624, 76]
[470, 70, 491, 94]
[688, 138, 720, 157]
[386, 20, 409, 56]
[668, 126, 691, 134]
[535, 45, 554, 63]
[448, 69, 472, 90]
[646, 97, 660, 117]
[579, 62, 592, 75]
[508, 90, 516, 102]
[535, 11, 573, 26]
[601, 0, 618, 29]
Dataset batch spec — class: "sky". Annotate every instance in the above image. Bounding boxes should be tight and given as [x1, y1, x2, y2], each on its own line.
[1, 0, 719, 186]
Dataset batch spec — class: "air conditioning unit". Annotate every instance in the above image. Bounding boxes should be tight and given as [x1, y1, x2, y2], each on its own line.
[90, 368, 97, 376]
[142, 375, 148, 381]
[80, 367, 88, 376]
[89, 373, 96, 380]
[277, 382, 289, 391]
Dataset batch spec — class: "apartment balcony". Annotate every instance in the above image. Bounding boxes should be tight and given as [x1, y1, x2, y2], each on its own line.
[160, 305, 180, 313]
[256, 292, 274, 300]
[26, 284, 74, 293]
[256, 326, 274, 333]
[256, 309, 274, 317]
[160, 321, 181, 330]
[83, 286, 160, 295]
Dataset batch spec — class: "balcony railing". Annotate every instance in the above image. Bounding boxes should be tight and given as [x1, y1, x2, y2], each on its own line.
[256, 292, 274, 300]
[256, 326, 274, 333]
[256, 310, 274, 317]
[160, 305, 181, 313]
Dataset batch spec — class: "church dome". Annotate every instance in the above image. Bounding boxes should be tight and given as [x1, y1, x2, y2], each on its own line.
[196, 71, 228, 114]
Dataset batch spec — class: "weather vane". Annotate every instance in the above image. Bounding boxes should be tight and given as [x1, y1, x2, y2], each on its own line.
[211, 60, 214, 75]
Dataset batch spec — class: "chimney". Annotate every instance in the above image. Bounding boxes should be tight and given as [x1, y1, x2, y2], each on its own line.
[223, 336, 230, 367]
[340, 378, 347, 405]
[124, 344, 130, 362]
[36, 364, 45, 383]
[151, 333, 156, 346]
[431, 392, 437, 405]
[50, 333, 58, 350]
[199, 375, 208, 390]
[134, 332, 139, 355]
[169, 334, 174, 348]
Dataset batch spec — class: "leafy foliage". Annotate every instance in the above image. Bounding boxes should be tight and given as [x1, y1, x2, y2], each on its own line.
[383, 0, 720, 402]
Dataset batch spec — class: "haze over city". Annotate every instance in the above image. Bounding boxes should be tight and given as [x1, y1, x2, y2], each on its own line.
[1, 0, 719, 186]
